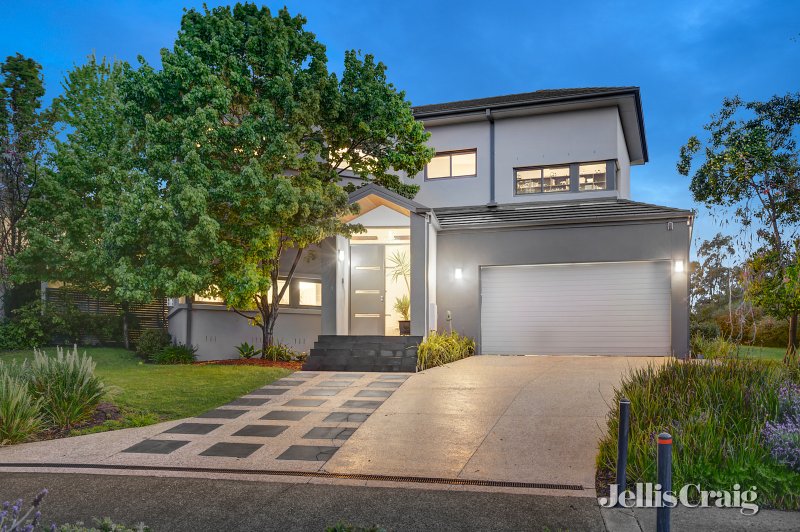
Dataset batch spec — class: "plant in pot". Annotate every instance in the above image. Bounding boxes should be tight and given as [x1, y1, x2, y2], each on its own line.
[387, 249, 411, 335]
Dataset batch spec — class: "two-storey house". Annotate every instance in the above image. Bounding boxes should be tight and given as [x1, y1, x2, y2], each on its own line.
[169, 87, 692, 366]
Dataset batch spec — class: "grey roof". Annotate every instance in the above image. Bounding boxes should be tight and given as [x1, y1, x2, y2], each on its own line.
[413, 87, 639, 117]
[430, 198, 693, 231]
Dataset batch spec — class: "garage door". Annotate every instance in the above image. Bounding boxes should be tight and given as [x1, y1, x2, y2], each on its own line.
[480, 261, 671, 356]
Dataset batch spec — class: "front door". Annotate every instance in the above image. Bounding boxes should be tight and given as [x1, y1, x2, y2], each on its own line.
[350, 244, 385, 335]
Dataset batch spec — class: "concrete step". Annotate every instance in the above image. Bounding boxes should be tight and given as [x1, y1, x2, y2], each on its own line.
[302, 335, 420, 372]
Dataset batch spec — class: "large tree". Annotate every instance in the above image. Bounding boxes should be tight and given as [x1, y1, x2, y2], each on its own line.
[13, 56, 209, 348]
[124, 4, 432, 354]
[679, 94, 800, 361]
[0, 54, 53, 316]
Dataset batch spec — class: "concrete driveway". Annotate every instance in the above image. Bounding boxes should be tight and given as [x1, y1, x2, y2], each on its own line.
[324, 355, 663, 492]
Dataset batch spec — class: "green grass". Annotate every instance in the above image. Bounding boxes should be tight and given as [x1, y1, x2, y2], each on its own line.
[738, 345, 787, 361]
[1, 347, 290, 435]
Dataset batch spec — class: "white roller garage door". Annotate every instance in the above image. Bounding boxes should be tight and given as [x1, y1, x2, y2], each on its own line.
[480, 261, 671, 356]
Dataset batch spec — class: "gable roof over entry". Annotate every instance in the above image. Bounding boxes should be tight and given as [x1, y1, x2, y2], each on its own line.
[343, 183, 427, 222]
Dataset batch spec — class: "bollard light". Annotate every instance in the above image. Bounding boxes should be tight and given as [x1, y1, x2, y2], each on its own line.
[657, 432, 673, 532]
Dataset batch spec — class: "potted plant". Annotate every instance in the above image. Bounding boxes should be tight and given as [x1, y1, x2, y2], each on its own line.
[387, 250, 411, 335]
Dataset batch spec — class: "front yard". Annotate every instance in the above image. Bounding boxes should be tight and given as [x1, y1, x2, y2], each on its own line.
[0, 347, 291, 437]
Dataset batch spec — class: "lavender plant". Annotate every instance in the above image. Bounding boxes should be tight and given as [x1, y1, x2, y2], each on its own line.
[762, 383, 800, 472]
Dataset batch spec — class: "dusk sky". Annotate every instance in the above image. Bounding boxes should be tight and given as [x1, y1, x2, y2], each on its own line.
[3, 0, 799, 254]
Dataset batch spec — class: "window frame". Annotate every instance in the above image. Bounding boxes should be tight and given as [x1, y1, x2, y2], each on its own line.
[578, 162, 608, 192]
[193, 276, 322, 309]
[513, 164, 572, 196]
[424, 149, 478, 180]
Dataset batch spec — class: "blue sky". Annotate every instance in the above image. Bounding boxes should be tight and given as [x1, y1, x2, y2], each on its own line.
[2, 0, 799, 254]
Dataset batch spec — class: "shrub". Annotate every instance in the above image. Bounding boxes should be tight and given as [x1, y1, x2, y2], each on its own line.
[235, 342, 260, 359]
[135, 329, 171, 360]
[689, 320, 720, 341]
[29, 346, 106, 430]
[690, 333, 739, 359]
[262, 343, 304, 362]
[416, 330, 475, 371]
[597, 358, 800, 510]
[762, 383, 800, 473]
[0, 371, 43, 445]
[150, 343, 196, 365]
[0, 489, 149, 531]
[326, 522, 385, 532]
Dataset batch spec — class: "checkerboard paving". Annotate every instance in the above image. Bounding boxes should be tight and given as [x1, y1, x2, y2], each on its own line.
[115, 371, 411, 470]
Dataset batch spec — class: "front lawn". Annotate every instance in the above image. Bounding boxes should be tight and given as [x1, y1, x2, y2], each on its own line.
[1, 347, 291, 435]
[739, 345, 787, 361]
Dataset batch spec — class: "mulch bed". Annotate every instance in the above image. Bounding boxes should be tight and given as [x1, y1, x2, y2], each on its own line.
[194, 359, 304, 370]
[596, 467, 614, 498]
[36, 402, 122, 441]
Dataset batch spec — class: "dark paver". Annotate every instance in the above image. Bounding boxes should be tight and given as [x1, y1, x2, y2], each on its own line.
[303, 427, 355, 440]
[284, 399, 326, 407]
[317, 380, 352, 388]
[199, 442, 262, 458]
[162, 423, 222, 435]
[122, 439, 189, 455]
[333, 373, 364, 379]
[226, 398, 270, 407]
[377, 375, 409, 381]
[367, 381, 402, 388]
[231, 425, 289, 437]
[277, 445, 338, 461]
[293, 372, 319, 378]
[248, 388, 289, 396]
[323, 412, 370, 423]
[272, 379, 305, 386]
[341, 400, 383, 410]
[356, 390, 392, 398]
[196, 409, 248, 419]
[260, 410, 310, 421]
[303, 388, 341, 397]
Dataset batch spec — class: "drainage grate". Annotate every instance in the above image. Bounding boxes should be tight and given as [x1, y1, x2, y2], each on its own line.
[0, 463, 583, 491]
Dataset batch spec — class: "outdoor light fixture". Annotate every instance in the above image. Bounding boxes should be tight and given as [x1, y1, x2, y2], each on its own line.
[338, 250, 345, 262]
[454, 268, 463, 280]
[674, 260, 684, 273]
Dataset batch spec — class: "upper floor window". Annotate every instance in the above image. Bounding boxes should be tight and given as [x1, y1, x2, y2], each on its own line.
[515, 165, 571, 195]
[579, 163, 607, 191]
[425, 149, 477, 179]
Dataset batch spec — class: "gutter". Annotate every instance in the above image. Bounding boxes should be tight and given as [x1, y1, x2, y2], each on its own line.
[435, 212, 696, 232]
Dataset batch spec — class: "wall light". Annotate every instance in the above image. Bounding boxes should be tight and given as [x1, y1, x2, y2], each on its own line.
[674, 260, 684, 273]
[454, 268, 463, 280]
[338, 250, 345, 262]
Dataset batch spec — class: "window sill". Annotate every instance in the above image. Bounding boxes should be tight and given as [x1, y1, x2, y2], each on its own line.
[170, 303, 322, 315]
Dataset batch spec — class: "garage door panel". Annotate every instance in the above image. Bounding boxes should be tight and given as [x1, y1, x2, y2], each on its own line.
[480, 261, 671, 356]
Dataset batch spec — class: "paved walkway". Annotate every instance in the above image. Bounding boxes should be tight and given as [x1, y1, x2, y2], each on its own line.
[0, 371, 408, 471]
[325, 355, 662, 493]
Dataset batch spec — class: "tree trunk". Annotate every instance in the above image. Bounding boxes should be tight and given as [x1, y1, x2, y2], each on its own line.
[121, 302, 130, 350]
[787, 313, 798, 364]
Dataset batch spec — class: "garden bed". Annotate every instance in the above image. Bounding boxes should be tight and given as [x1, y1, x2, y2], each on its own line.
[194, 358, 303, 370]
[596, 357, 800, 510]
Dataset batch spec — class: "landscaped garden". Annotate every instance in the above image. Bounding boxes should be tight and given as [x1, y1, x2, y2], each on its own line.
[0, 346, 290, 444]
[597, 350, 800, 510]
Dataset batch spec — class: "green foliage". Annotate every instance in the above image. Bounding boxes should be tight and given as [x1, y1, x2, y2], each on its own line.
[29, 345, 106, 429]
[135, 329, 171, 360]
[118, 4, 432, 350]
[393, 294, 411, 321]
[262, 342, 305, 362]
[690, 333, 739, 359]
[0, 53, 55, 295]
[597, 359, 800, 510]
[235, 342, 260, 359]
[57, 518, 150, 532]
[0, 371, 42, 445]
[325, 522, 385, 532]
[150, 343, 197, 365]
[416, 330, 475, 371]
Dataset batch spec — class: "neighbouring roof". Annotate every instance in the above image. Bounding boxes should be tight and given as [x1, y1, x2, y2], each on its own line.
[429, 198, 693, 231]
[412, 87, 638, 116]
